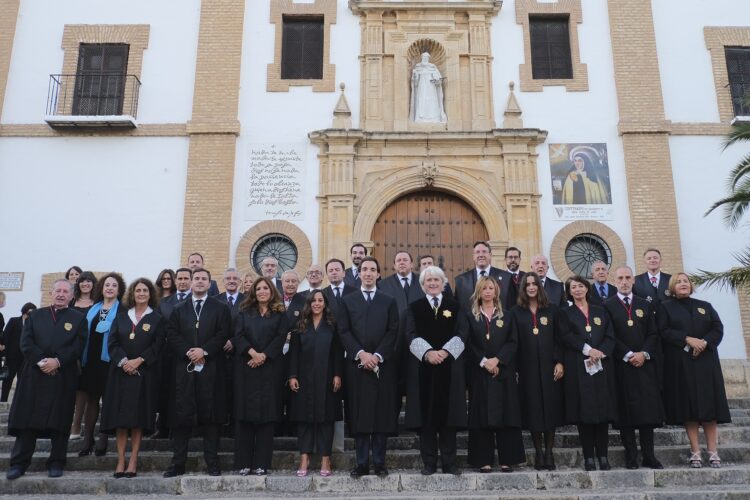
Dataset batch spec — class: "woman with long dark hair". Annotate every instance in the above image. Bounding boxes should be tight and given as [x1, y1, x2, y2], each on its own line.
[155, 269, 176, 302]
[101, 278, 164, 477]
[512, 272, 565, 470]
[288, 290, 343, 476]
[232, 277, 289, 476]
[70, 271, 98, 439]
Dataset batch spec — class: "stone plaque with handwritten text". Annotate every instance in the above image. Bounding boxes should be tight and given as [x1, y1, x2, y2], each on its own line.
[245, 143, 305, 221]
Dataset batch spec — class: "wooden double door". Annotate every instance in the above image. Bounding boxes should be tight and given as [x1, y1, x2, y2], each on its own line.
[371, 190, 489, 284]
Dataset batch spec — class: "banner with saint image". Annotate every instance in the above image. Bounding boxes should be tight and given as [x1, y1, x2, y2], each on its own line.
[549, 143, 613, 220]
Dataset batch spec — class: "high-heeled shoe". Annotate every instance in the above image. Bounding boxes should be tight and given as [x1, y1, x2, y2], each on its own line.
[78, 444, 94, 457]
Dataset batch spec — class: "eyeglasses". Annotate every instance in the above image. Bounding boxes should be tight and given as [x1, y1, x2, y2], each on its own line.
[307, 271, 323, 276]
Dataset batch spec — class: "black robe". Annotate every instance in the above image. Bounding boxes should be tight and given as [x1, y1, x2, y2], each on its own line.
[101, 310, 164, 433]
[403, 296, 467, 430]
[8, 307, 86, 436]
[603, 296, 664, 427]
[233, 308, 288, 423]
[459, 308, 521, 429]
[288, 320, 343, 423]
[167, 297, 231, 427]
[560, 304, 618, 425]
[658, 298, 730, 425]
[511, 305, 566, 432]
[1, 316, 25, 370]
[338, 290, 399, 434]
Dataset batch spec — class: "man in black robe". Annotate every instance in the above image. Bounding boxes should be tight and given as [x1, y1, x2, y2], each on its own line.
[0, 302, 37, 402]
[404, 266, 466, 475]
[322, 258, 356, 317]
[218, 267, 244, 434]
[603, 266, 664, 469]
[454, 241, 505, 311]
[501, 246, 525, 308]
[152, 267, 192, 439]
[633, 248, 671, 306]
[344, 243, 367, 288]
[338, 256, 399, 478]
[187, 252, 220, 296]
[164, 268, 231, 477]
[6, 280, 86, 480]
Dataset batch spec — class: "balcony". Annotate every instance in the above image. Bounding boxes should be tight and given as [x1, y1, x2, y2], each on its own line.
[45, 73, 141, 129]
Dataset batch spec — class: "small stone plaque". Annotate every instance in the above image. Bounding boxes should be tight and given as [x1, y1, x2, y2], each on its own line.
[0, 272, 24, 291]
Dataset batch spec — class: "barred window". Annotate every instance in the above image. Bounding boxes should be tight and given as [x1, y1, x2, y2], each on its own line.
[73, 44, 129, 115]
[529, 16, 573, 80]
[281, 16, 324, 80]
[725, 47, 750, 117]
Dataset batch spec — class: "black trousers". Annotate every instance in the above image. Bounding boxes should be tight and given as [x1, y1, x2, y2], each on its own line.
[0, 361, 20, 402]
[420, 426, 457, 469]
[170, 424, 220, 469]
[469, 427, 525, 467]
[234, 421, 275, 470]
[298, 421, 334, 456]
[354, 433, 387, 467]
[11, 430, 69, 470]
[620, 426, 656, 460]
[577, 423, 609, 459]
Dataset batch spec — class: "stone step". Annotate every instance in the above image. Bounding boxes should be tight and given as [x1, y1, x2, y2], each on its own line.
[0, 467, 749, 497]
[4, 426, 749, 454]
[3, 444, 750, 472]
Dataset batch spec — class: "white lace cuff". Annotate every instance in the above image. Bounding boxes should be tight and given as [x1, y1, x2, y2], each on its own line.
[409, 337, 431, 361]
[442, 336, 465, 359]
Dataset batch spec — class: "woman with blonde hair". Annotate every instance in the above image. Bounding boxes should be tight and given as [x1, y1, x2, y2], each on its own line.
[457, 276, 524, 473]
[658, 272, 730, 468]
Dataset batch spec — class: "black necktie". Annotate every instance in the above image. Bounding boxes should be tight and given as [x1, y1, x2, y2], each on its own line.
[334, 287, 341, 300]
[599, 285, 606, 299]
[512, 273, 519, 285]
[194, 299, 203, 316]
[624, 297, 630, 306]
[365, 290, 373, 303]
[479, 270, 487, 280]
[228, 296, 234, 307]
[402, 277, 410, 296]
[432, 296, 439, 308]
[178, 292, 185, 301]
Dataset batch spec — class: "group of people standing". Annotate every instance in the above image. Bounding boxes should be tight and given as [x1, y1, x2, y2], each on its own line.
[2, 243, 730, 481]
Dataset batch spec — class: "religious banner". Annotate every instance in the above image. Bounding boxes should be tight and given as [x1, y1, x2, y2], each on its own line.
[549, 143, 613, 221]
[245, 143, 306, 221]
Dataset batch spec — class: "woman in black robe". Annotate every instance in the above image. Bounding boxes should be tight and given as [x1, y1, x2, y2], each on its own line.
[233, 277, 289, 476]
[101, 278, 164, 478]
[79, 272, 126, 457]
[511, 272, 565, 470]
[458, 276, 524, 473]
[288, 290, 343, 477]
[70, 271, 97, 440]
[560, 275, 617, 471]
[658, 272, 730, 468]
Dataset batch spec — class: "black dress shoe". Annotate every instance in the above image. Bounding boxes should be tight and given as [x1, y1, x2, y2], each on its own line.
[350, 465, 368, 478]
[48, 467, 63, 478]
[625, 458, 639, 470]
[113, 471, 125, 478]
[584, 458, 596, 471]
[478, 466, 492, 473]
[642, 457, 664, 469]
[78, 445, 93, 457]
[5, 466, 25, 480]
[500, 465, 513, 473]
[420, 466, 436, 475]
[207, 467, 221, 476]
[163, 467, 185, 478]
[534, 451, 545, 470]
[124, 472, 137, 478]
[442, 466, 461, 476]
[374, 466, 389, 477]
[598, 457, 611, 471]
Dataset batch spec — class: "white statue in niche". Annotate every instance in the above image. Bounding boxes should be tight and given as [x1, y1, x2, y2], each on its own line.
[409, 52, 447, 123]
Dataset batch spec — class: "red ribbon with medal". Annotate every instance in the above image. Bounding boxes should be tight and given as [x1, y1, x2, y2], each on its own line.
[577, 305, 592, 333]
[531, 310, 539, 335]
[620, 297, 634, 327]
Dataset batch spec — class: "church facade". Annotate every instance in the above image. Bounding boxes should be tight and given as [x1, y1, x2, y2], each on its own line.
[1, 0, 750, 375]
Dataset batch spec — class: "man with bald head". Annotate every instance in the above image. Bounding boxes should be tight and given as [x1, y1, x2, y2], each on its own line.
[602, 266, 663, 470]
[587, 260, 616, 305]
[530, 254, 566, 306]
[305, 264, 325, 292]
[260, 257, 284, 293]
[6, 280, 87, 480]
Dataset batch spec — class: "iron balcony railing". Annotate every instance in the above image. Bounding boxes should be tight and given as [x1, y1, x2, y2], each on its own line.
[46, 73, 141, 118]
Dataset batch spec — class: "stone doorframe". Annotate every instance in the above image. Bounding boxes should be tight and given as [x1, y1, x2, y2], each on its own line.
[309, 128, 548, 269]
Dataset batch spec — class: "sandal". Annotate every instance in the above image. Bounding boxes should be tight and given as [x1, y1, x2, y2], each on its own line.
[689, 451, 703, 468]
[708, 451, 721, 468]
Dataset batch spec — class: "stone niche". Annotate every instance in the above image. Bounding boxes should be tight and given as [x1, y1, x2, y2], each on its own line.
[310, 0, 548, 269]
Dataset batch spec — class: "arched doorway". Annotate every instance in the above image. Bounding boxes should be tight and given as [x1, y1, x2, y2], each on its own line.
[371, 190, 489, 283]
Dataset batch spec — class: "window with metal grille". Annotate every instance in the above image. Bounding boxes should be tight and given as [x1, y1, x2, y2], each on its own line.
[73, 44, 129, 115]
[529, 16, 573, 80]
[725, 47, 750, 117]
[251, 233, 298, 278]
[564, 233, 612, 279]
[281, 16, 324, 80]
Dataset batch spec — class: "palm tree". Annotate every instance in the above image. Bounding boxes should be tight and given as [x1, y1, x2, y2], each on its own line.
[691, 119, 750, 291]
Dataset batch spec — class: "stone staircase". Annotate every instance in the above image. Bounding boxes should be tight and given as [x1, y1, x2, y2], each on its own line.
[0, 398, 749, 498]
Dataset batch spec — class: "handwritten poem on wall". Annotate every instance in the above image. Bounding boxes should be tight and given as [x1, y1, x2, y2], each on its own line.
[245, 143, 305, 221]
